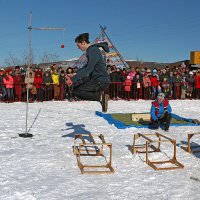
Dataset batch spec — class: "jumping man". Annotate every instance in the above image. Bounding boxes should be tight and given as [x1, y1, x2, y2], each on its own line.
[66, 33, 110, 112]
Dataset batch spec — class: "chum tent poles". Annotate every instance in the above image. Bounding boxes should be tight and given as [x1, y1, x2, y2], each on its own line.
[99, 25, 128, 69]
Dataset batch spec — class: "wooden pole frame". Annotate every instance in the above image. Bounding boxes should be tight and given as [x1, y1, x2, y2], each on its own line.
[133, 132, 184, 171]
[73, 134, 114, 174]
[181, 132, 200, 153]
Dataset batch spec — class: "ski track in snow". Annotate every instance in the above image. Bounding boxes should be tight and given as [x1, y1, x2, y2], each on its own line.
[0, 100, 200, 200]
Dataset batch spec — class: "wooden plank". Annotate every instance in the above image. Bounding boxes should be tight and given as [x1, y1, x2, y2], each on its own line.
[79, 143, 112, 146]
[81, 170, 114, 174]
[155, 132, 174, 141]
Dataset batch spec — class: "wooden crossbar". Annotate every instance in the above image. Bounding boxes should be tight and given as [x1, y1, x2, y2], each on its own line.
[79, 143, 112, 146]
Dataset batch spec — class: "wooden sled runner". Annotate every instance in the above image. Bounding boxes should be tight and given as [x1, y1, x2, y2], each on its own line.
[73, 133, 114, 174]
[181, 132, 200, 153]
[132, 132, 184, 171]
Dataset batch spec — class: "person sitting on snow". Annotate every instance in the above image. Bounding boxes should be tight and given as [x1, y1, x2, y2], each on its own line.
[150, 92, 172, 131]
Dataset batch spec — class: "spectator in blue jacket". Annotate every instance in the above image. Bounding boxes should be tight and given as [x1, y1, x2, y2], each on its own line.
[150, 92, 172, 131]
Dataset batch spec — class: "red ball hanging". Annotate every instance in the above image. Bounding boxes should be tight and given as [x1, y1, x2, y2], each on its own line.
[61, 44, 65, 48]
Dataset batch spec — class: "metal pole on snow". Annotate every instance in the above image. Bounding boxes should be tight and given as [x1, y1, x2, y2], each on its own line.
[19, 12, 65, 138]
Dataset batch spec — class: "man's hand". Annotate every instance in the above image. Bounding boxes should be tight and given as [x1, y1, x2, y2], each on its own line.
[159, 111, 168, 119]
[66, 78, 73, 86]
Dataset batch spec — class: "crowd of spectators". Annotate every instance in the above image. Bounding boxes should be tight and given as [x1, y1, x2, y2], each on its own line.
[0, 64, 76, 102]
[0, 62, 200, 103]
[107, 63, 200, 100]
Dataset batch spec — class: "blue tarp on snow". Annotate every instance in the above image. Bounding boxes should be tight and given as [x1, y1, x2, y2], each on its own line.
[96, 111, 200, 129]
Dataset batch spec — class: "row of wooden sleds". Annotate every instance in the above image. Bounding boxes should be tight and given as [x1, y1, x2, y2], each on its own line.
[73, 132, 200, 174]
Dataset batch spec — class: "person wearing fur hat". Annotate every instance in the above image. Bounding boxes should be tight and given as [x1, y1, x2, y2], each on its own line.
[150, 92, 172, 131]
[26, 66, 35, 78]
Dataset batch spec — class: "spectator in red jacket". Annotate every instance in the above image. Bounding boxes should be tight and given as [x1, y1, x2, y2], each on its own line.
[34, 72, 43, 101]
[124, 75, 132, 100]
[150, 69, 159, 99]
[3, 70, 14, 102]
[13, 71, 23, 101]
[194, 71, 200, 99]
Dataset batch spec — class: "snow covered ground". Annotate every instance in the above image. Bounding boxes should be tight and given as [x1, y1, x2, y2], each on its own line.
[0, 100, 200, 200]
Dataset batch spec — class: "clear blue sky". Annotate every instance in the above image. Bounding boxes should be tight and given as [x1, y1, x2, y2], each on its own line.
[0, 0, 200, 66]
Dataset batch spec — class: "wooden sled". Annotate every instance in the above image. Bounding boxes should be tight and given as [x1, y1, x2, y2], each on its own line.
[181, 132, 200, 153]
[73, 133, 114, 174]
[132, 132, 184, 171]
